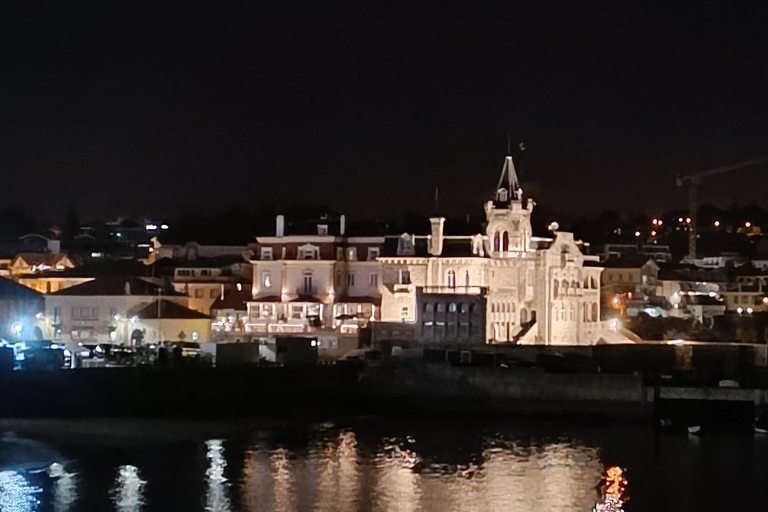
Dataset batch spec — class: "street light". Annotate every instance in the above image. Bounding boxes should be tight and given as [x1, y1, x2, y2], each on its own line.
[714, 220, 721, 228]
[12, 323, 23, 336]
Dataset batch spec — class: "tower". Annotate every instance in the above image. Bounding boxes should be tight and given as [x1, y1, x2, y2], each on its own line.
[484, 155, 534, 256]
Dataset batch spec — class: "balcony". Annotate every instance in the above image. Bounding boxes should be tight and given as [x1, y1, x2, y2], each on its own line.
[295, 287, 319, 299]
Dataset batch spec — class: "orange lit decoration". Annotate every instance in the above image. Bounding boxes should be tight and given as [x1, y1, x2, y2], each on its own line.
[594, 465, 628, 511]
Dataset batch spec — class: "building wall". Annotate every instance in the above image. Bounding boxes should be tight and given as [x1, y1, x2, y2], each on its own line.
[138, 318, 211, 344]
[43, 295, 189, 345]
[18, 277, 94, 294]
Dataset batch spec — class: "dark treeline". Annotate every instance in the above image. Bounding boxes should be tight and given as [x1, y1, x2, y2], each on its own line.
[0, 202, 767, 259]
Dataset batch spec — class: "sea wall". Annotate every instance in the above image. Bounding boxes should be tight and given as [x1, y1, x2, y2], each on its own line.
[361, 363, 651, 417]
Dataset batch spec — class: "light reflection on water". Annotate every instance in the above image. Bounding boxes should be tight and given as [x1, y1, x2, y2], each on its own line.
[0, 470, 42, 512]
[111, 464, 146, 512]
[205, 439, 231, 512]
[0, 420, 637, 511]
[237, 429, 604, 512]
[48, 462, 78, 512]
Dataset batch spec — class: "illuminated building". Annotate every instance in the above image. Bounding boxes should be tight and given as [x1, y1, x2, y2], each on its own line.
[246, 214, 382, 357]
[374, 155, 620, 345]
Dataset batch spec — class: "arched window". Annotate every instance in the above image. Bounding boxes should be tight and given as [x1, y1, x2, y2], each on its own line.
[584, 276, 590, 289]
[569, 303, 574, 321]
[591, 303, 598, 322]
[520, 308, 528, 325]
[590, 276, 598, 289]
[493, 232, 501, 252]
[562, 280, 569, 296]
[464, 271, 470, 288]
[553, 280, 559, 299]
[502, 231, 509, 252]
[446, 270, 456, 289]
[572, 280, 579, 290]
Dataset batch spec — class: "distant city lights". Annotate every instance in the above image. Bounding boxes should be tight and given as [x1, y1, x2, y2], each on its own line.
[714, 220, 721, 228]
[634, 230, 640, 237]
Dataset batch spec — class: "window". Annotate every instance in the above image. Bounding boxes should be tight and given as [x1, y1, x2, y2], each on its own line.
[303, 272, 313, 293]
[446, 270, 456, 289]
[210, 289, 219, 299]
[437, 303, 445, 313]
[460, 303, 467, 314]
[369, 272, 378, 288]
[195, 289, 204, 298]
[449, 303, 457, 312]
[464, 271, 470, 288]
[177, 269, 192, 277]
[347, 248, 357, 261]
[553, 280, 559, 299]
[424, 303, 432, 313]
[261, 247, 273, 260]
[400, 269, 411, 284]
[261, 271, 272, 288]
[299, 245, 319, 260]
[400, 307, 409, 322]
[291, 305, 303, 319]
[367, 247, 380, 260]
[347, 272, 356, 287]
[336, 248, 344, 260]
[200, 269, 211, 277]
[317, 224, 329, 235]
[54, 307, 61, 324]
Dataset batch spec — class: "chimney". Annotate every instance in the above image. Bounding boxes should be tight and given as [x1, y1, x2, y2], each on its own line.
[429, 217, 445, 256]
[340, 214, 346, 236]
[276, 215, 285, 237]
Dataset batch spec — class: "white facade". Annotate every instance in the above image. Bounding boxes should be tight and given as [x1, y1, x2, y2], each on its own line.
[378, 156, 612, 345]
[246, 226, 382, 343]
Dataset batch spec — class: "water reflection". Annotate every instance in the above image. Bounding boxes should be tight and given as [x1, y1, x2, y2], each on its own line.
[111, 464, 146, 512]
[0, 420, 633, 511]
[0, 470, 42, 512]
[235, 425, 604, 512]
[205, 439, 231, 512]
[48, 462, 77, 512]
[593, 466, 628, 512]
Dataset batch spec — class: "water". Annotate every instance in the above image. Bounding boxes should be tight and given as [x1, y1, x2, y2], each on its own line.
[0, 416, 766, 511]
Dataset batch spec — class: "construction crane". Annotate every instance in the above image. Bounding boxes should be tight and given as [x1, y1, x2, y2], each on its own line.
[676, 157, 768, 262]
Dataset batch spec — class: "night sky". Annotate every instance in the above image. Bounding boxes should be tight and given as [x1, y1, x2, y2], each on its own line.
[2, 1, 768, 222]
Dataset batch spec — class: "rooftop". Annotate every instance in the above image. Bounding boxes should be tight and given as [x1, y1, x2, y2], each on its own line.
[132, 300, 211, 319]
[49, 277, 184, 297]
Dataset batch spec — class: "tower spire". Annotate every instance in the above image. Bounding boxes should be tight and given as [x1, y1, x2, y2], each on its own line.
[495, 155, 522, 203]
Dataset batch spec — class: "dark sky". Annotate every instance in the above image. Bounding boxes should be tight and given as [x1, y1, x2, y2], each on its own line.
[2, 1, 768, 222]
